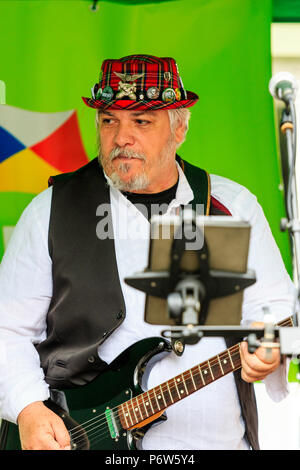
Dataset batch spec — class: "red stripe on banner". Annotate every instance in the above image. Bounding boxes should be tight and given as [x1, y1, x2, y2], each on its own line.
[31, 112, 89, 173]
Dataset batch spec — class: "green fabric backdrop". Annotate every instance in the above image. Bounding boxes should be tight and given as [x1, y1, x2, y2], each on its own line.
[0, 0, 291, 272]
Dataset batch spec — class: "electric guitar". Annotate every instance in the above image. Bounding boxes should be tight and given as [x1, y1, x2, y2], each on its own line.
[4, 316, 293, 450]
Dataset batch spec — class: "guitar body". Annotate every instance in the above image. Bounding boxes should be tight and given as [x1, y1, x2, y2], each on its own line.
[3, 337, 172, 450]
[2, 315, 293, 450]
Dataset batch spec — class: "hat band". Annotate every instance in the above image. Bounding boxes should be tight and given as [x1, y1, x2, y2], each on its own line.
[93, 80, 187, 103]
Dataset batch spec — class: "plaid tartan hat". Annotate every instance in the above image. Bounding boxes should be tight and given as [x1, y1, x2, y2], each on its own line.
[82, 54, 199, 111]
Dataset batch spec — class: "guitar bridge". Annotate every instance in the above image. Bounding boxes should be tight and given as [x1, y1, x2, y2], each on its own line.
[105, 407, 120, 440]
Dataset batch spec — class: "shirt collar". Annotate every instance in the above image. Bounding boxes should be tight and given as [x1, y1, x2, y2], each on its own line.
[171, 161, 194, 207]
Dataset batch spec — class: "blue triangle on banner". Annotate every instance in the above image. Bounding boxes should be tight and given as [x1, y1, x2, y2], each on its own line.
[0, 126, 26, 163]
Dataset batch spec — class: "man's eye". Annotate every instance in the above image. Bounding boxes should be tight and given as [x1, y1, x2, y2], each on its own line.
[101, 118, 113, 124]
[136, 119, 150, 125]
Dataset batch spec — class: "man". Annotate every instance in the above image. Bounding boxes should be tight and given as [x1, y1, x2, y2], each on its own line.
[0, 55, 296, 450]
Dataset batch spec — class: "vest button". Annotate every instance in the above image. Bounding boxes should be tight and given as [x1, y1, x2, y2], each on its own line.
[88, 355, 95, 363]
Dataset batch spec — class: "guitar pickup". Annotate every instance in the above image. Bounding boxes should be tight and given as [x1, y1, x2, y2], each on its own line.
[105, 407, 120, 440]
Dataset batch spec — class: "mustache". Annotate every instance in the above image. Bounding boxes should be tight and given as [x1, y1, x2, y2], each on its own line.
[109, 147, 146, 162]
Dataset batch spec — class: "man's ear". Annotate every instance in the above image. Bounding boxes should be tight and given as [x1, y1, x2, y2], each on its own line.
[174, 121, 186, 147]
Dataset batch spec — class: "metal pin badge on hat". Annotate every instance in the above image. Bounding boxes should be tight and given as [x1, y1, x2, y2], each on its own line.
[162, 88, 176, 102]
[114, 72, 144, 100]
[146, 86, 160, 100]
[102, 86, 114, 101]
[175, 88, 181, 101]
[95, 87, 103, 100]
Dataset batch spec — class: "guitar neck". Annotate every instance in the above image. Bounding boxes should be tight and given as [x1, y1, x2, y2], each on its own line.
[118, 315, 294, 429]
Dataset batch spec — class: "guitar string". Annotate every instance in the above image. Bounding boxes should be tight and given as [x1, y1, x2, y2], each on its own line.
[72, 347, 244, 449]
[69, 316, 293, 437]
[69, 347, 243, 448]
[69, 317, 292, 448]
[68, 344, 241, 439]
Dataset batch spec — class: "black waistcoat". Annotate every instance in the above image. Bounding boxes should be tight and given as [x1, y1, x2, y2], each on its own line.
[36, 156, 259, 450]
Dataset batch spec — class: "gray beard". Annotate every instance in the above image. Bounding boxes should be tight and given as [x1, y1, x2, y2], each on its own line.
[107, 169, 150, 192]
[99, 135, 175, 192]
[99, 147, 150, 192]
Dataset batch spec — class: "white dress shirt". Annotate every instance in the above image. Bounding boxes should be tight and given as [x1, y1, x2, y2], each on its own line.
[0, 163, 296, 450]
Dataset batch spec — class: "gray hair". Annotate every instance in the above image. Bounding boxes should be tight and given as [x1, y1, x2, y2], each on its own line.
[167, 108, 191, 148]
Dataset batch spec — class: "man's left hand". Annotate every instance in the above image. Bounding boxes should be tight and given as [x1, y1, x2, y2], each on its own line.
[240, 322, 281, 383]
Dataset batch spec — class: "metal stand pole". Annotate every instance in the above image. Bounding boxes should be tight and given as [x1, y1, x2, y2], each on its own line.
[280, 102, 300, 306]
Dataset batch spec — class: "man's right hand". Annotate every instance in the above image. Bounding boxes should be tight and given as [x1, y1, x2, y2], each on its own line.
[17, 401, 71, 450]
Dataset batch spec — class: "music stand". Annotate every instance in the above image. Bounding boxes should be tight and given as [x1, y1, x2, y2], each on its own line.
[124, 210, 270, 348]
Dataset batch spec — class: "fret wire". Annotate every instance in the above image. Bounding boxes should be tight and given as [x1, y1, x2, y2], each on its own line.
[121, 402, 130, 428]
[130, 397, 139, 423]
[173, 378, 182, 399]
[181, 373, 189, 395]
[141, 393, 150, 417]
[197, 364, 206, 385]
[207, 360, 215, 380]
[152, 387, 161, 411]
[189, 369, 197, 391]
[210, 358, 223, 377]
[217, 354, 225, 375]
[166, 381, 174, 403]
[125, 401, 134, 426]
[159, 384, 168, 407]
[137, 394, 148, 419]
[227, 348, 235, 369]
[133, 396, 143, 420]
[147, 391, 155, 414]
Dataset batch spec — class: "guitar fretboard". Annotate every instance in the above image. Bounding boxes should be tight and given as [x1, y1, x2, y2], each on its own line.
[118, 316, 293, 429]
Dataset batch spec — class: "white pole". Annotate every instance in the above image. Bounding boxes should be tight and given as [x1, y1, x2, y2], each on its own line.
[0, 81, 6, 105]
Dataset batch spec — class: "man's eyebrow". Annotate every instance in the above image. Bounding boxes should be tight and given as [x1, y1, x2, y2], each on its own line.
[99, 110, 157, 118]
[131, 111, 157, 117]
[100, 111, 114, 116]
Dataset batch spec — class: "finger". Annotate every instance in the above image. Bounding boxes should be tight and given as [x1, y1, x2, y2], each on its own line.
[254, 344, 281, 365]
[249, 322, 280, 364]
[51, 417, 71, 450]
[241, 341, 279, 369]
[21, 428, 63, 450]
[240, 342, 280, 382]
[241, 362, 269, 382]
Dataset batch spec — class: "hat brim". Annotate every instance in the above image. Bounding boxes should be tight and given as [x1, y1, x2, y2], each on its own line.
[81, 90, 199, 111]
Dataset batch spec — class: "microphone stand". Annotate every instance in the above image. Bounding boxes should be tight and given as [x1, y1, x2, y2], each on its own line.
[276, 96, 300, 367]
[279, 98, 300, 302]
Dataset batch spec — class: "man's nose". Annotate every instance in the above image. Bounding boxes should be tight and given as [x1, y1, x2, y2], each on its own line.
[114, 122, 135, 147]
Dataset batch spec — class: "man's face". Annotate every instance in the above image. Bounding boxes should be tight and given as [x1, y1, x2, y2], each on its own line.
[98, 109, 185, 193]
